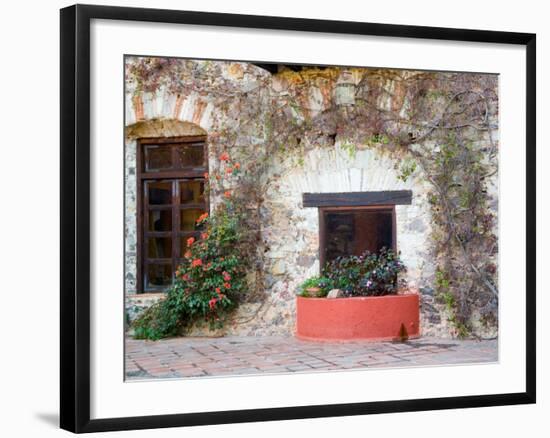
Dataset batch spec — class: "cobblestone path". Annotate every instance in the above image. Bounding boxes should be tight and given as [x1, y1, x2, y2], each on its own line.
[125, 336, 497, 380]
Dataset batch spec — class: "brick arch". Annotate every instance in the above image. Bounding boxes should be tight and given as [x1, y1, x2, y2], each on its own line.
[125, 118, 207, 140]
[127, 88, 214, 130]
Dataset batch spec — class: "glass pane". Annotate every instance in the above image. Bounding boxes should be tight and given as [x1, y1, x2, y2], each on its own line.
[180, 208, 206, 231]
[324, 209, 393, 263]
[144, 145, 173, 171]
[175, 143, 204, 168]
[325, 212, 355, 262]
[146, 264, 172, 288]
[179, 180, 205, 205]
[147, 181, 172, 205]
[147, 237, 172, 258]
[148, 209, 172, 231]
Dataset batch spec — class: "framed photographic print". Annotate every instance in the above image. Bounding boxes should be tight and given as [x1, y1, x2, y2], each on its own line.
[60, 4, 536, 433]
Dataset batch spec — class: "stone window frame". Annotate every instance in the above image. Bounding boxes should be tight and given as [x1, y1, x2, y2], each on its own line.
[136, 135, 208, 293]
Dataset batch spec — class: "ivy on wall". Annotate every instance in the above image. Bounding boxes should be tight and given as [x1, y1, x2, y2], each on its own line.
[126, 58, 499, 338]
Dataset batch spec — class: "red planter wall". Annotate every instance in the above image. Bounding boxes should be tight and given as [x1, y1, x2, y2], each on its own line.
[296, 293, 420, 342]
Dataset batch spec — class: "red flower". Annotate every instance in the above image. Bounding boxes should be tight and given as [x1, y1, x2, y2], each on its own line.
[234, 162, 241, 169]
[224, 282, 231, 289]
[225, 167, 234, 174]
[200, 232, 209, 240]
[222, 271, 231, 281]
[224, 190, 231, 199]
[192, 259, 203, 267]
[215, 287, 221, 294]
[181, 273, 190, 281]
[187, 236, 195, 247]
[219, 152, 230, 161]
[203, 172, 209, 179]
[196, 212, 209, 223]
[208, 297, 218, 310]
[184, 250, 192, 258]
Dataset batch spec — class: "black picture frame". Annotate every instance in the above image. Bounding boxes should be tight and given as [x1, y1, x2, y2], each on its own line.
[60, 4, 536, 433]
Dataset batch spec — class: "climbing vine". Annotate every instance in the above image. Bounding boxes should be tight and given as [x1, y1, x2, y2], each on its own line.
[126, 57, 499, 338]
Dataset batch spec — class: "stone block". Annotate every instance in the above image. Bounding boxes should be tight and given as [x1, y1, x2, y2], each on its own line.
[326, 289, 344, 299]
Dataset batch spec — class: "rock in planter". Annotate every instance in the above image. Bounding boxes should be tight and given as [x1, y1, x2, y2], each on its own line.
[326, 289, 344, 299]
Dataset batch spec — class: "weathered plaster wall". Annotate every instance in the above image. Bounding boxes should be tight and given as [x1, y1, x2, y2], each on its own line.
[124, 58, 498, 338]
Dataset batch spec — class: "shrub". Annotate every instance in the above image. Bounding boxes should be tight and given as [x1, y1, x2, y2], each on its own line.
[297, 276, 334, 297]
[322, 247, 406, 297]
[133, 153, 250, 340]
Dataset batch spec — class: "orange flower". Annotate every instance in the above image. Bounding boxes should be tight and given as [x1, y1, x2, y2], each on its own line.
[234, 162, 241, 169]
[224, 282, 231, 289]
[225, 167, 233, 174]
[203, 172, 209, 179]
[184, 250, 192, 258]
[192, 259, 203, 267]
[196, 212, 209, 223]
[215, 174, 221, 181]
[219, 152, 230, 161]
[200, 232, 209, 240]
[224, 190, 231, 199]
[215, 287, 221, 294]
[186, 237, 195, 247]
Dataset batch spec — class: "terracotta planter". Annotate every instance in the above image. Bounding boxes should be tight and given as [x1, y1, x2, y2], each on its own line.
[296, 291, 420, 342]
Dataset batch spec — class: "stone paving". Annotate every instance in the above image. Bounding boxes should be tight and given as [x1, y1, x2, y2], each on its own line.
[125, 336, 497, 380]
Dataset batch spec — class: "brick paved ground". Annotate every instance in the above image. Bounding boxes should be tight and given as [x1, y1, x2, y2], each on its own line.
[125, 336, 497, 380]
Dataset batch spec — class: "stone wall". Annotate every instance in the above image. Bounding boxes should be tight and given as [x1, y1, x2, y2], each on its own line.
[124, 58, 498, 338]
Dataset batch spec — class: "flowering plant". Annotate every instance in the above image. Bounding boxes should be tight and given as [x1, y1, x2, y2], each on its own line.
[322, 247, 406, 297]
[133, 153, 249, 340]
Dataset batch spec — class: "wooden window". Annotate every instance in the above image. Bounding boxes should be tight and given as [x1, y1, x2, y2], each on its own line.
[304, 191, 412, 271]
[319, 206, 396, 269]
[137, 136, 208, 293]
